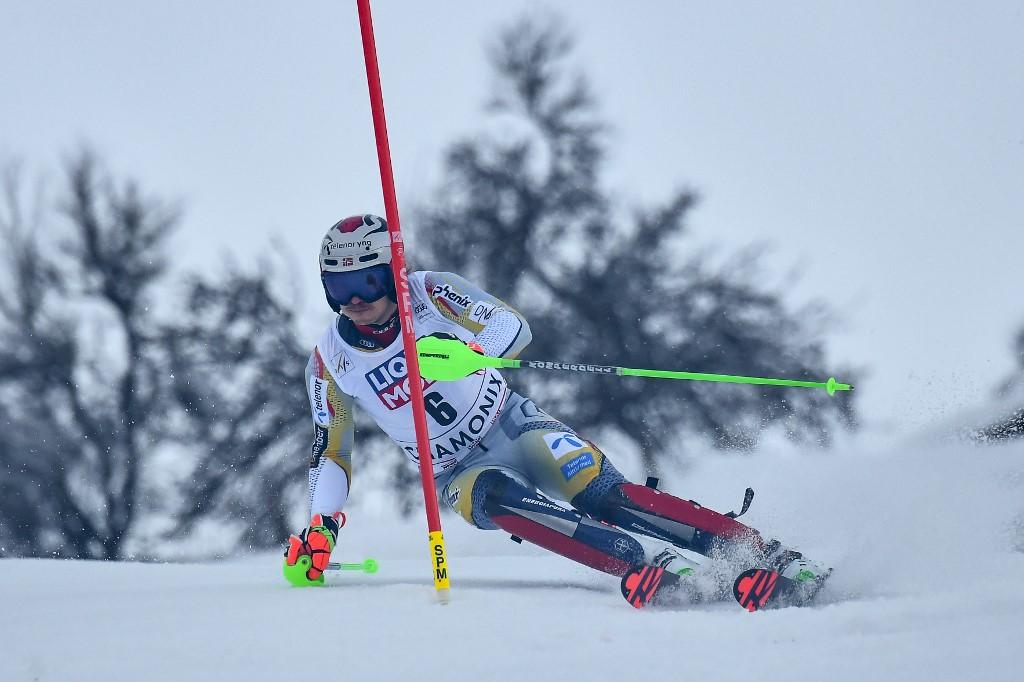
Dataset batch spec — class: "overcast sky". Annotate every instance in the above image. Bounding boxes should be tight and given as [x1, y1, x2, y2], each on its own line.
[3, 1, 1021, 438]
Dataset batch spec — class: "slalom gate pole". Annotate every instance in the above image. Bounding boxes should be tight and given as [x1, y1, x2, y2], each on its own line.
[355, 0, 451, 601]
[416, 337, 854, 396]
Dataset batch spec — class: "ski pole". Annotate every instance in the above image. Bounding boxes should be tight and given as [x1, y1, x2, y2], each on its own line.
[416, 337, 853, 396]
[327, 558, 379, 574]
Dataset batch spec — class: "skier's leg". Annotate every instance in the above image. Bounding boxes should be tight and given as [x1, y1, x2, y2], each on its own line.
[441, 464, 645, 577]
[462, 395, 698, 575]
[573, 460, 770, 557]
[470, 394, 819, 580]
[493, 410, 771, 561]
[498, 405, 804, 570]
[570, 453, 825, 578]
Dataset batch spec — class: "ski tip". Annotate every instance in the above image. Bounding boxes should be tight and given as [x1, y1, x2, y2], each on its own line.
[733, 568, 782, 612]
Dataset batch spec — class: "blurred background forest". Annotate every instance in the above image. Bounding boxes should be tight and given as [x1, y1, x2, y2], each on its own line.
[1, 17, 1019, 561]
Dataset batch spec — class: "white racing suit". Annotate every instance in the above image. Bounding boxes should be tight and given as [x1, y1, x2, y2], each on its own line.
[305, 271, 799, 577]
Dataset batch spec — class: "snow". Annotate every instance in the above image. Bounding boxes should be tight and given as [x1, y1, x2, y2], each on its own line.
[2, 437, 1022, 681]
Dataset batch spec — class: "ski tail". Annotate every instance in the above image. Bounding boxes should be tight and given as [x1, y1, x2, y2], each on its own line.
[733, 568, 787, 611]
[621, 565, 675, 609]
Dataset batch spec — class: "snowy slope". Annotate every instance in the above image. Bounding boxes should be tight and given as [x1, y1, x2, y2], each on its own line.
[2, 439, 1022, 682]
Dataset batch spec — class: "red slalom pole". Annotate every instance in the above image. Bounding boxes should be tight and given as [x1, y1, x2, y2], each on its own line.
[355, 0, 450, 600]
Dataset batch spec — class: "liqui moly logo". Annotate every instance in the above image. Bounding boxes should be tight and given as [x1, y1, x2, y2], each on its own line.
[365, 352, 435, 410]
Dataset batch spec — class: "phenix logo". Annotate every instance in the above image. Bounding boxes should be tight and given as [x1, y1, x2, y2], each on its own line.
[365, 352, 435, 410]
[431, 284, 472, 309]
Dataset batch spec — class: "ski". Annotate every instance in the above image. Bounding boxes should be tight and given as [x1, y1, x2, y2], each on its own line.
[732, 567, 831, 612]
[621, 564, 831, 611]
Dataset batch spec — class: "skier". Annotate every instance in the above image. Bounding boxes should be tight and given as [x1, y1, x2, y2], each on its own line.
[284, 214, 829, 606]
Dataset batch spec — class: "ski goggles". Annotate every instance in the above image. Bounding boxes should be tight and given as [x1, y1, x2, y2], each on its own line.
[323, 264, 392, 306]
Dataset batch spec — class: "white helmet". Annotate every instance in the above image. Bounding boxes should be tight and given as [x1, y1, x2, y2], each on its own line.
[319, 214, 390, 272]
[319, 214, 395, 311]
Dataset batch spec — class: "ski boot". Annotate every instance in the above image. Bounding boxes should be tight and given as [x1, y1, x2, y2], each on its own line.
[764, 541, 832, 587]
[650, 547, 698, 578]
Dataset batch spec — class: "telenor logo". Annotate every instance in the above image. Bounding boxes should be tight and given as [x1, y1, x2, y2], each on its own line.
[308, 377, 331, 426]
[543, 432, 584, 457]
[561, 451, 595, 480]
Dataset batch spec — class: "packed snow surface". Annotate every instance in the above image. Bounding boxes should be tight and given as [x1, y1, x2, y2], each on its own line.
[3, 438, 1022, 681]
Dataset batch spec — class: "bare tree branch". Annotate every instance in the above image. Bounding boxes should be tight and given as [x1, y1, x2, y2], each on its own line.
[415, 16, 859, 475]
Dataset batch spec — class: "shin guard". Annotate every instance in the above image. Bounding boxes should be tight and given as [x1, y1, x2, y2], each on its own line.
[595, 483, 768, 558]
[474, 469, 644, 577]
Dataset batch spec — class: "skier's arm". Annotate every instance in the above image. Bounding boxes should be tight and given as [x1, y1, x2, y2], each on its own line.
[283, 351, 355, 587]
[305, 350, 355, 518]
[422, 272, 532, 358]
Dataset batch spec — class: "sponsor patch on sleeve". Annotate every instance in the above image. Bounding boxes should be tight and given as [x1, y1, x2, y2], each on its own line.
[560, 452, 596, 480]
[431, 283, 473, 312]
[468, 301, 497, 324]
[309, 425, 329, 467]
[308, 376, 332, 426]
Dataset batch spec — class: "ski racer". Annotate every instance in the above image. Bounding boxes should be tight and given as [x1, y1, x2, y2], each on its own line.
[283, 214, 829, 604]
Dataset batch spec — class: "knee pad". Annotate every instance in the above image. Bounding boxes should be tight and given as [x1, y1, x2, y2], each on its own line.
[476, 469, 646, 575]
[445, 468, 526, 530]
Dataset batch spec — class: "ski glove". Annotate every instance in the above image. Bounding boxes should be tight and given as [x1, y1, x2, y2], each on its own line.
[282, 512, 345, 587]
[428, 331, 485, 355]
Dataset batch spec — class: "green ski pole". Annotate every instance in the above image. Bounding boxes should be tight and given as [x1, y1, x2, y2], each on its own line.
[416, 336, 853, 396]
[327, 558, 379, 574]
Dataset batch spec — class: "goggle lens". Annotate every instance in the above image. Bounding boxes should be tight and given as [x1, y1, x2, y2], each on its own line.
[323, 265, 390, 306]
